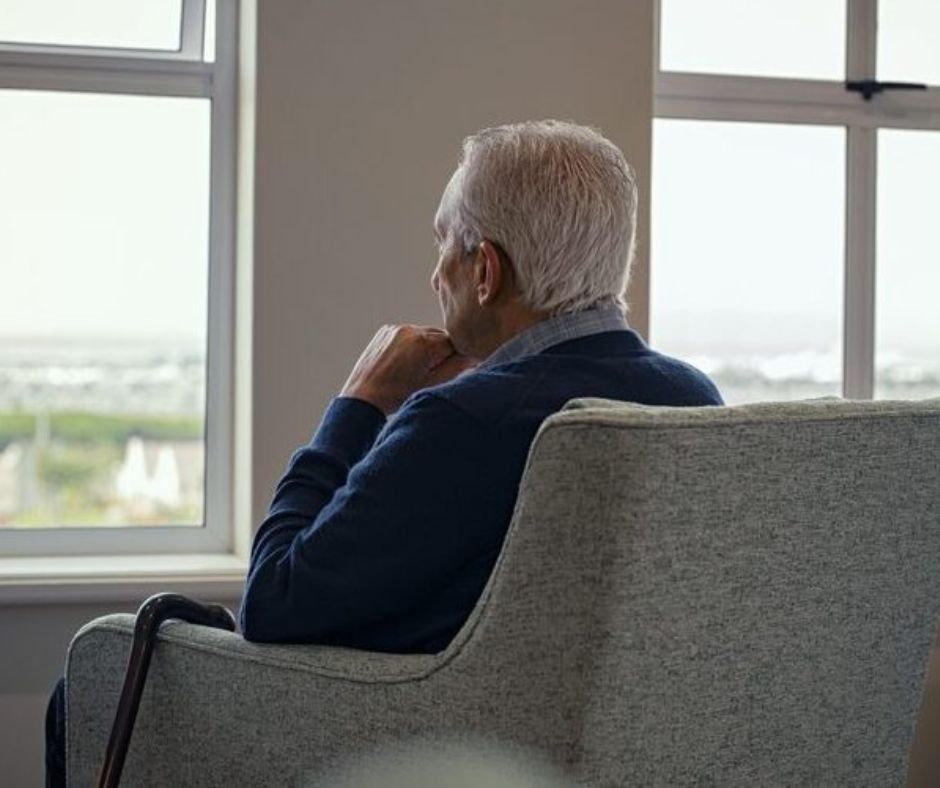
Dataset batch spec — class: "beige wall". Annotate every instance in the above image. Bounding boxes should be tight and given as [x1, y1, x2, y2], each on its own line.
[251, 0, 654, 526]
[0, 2, 655, 784]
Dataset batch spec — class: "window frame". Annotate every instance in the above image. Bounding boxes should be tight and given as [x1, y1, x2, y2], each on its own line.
[0, 0, 238, 557]
[653, 0, 940, 400]
[0, 0, 208, 60]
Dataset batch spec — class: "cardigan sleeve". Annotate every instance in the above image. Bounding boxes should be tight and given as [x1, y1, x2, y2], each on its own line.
[239, 389, 491, 644]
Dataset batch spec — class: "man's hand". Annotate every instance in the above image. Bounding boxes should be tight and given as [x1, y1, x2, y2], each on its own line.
[340, 324, 477, 415]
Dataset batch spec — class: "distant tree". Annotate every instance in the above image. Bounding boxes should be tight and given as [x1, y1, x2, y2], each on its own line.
[38, 452, 97, 489]
[0, 412, 35, 446]
[0, 410, 203, 446]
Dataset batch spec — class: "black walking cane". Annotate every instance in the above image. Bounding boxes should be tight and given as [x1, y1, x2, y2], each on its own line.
[97, 593, 237, 788]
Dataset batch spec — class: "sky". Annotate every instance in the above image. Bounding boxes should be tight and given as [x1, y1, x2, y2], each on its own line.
[652, 0, 940, 363]
[0, 0, 937, 364]
[650, 120, 940, 361]
[0, 0, 182, 50]
[0, 88, 210, 345]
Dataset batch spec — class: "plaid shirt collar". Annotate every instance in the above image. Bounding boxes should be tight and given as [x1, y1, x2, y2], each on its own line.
[480, 303, 630, 369]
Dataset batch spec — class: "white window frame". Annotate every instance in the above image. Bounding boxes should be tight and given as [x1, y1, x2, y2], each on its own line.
[0, 0, 238, 558]
[653, 0, 940, 400]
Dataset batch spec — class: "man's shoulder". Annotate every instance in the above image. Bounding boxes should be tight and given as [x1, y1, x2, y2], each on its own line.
[416, 363, 537, 425]
[635, 349, 725, 405]
[372, 372, 535, 459]
[403, 333, 724, 428]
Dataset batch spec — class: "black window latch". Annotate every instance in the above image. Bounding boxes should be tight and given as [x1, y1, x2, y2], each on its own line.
[845, 79, 928, 100]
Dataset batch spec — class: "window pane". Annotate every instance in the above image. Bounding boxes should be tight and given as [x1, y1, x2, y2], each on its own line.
[878, 0, 940, 87]
[651, 120, 845, 404]
[0, 0, 181, 51]
[0, 90, 210, 528]
[203, 0, 216, 62]
[660, 0, 846, 81]
[875, 130, 940, 400]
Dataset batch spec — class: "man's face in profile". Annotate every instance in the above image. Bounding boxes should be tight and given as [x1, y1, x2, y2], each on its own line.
[431, 171, 479, 356]
[431, 224, 476, 353]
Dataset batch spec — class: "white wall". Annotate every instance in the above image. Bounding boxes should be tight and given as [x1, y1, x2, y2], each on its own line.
[0, 1, 655, 784]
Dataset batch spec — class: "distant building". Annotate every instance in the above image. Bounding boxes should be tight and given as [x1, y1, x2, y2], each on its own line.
[114, 436, 203, 517]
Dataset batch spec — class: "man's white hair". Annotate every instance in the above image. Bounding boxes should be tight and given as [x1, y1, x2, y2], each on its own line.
[436, 119, 638, 316]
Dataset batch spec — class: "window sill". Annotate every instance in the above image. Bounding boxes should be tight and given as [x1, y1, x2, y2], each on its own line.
[0, 553, 247, 605]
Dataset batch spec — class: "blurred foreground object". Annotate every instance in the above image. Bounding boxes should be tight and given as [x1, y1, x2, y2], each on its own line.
[317, 737, 572, 788]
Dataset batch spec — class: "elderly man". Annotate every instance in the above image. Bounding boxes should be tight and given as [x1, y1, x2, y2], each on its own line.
[45, 120, 722, 784]
[238, 120, 723, 652]
[46, 121, 722, 786]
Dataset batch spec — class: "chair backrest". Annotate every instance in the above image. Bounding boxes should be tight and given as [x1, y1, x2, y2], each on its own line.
[448, 397, 940, 785]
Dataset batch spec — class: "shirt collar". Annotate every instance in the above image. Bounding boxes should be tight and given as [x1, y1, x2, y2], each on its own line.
[480, 303, 630, 369]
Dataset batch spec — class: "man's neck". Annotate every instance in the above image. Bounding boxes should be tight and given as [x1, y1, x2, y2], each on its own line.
[477, 302, 631, 369]
[471, 305, 549, 361]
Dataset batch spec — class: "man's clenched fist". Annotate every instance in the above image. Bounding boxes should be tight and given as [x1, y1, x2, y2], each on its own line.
[340, 324, 477, 415]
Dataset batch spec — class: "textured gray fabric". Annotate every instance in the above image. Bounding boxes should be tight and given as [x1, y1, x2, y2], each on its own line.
[66, 397, 940, 786]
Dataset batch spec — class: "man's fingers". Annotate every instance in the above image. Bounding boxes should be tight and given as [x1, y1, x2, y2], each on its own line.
[427, 341, 458, 367]
[345, 323, 470, 411]
[425, 352, 478, 386]
[414, 328, 457, 363]
[427, 348, 468, 371]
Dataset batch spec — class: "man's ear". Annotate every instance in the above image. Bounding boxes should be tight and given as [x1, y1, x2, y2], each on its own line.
[475, 239, 505, 306]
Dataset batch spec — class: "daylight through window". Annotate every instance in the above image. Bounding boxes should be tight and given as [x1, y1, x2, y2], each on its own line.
[0, 0, 235, 549]
[653, 0, 940, 404]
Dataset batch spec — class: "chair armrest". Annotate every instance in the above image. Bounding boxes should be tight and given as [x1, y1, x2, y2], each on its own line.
[65, 614, 455, 786]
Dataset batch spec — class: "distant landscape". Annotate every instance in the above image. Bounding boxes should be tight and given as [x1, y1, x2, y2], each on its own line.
[1, 337, 936, 528]
[0, 339, 205, 528]
[683, 349, 940, 404]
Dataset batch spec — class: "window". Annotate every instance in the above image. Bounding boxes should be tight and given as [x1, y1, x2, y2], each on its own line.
[0, 1, 236, 556]
[652, 0, 940, 404]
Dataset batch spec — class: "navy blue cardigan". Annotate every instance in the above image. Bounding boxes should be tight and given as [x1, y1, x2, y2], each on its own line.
[240, 330, 723, 652]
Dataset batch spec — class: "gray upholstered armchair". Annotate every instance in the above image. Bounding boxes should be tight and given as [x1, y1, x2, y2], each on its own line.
[66, 397, 940, 786]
